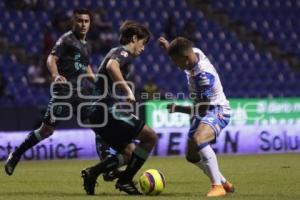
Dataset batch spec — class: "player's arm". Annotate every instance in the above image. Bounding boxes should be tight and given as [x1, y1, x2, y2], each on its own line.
[86, 65, 96, 83]
[106, 59, 135, 102]
[46, 54, 66, 83]
[158, 36, 170, 52]
[167, 103, 192, 114]
[167, 101, 210, 116]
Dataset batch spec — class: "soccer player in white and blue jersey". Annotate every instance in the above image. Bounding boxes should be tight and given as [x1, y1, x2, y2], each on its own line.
[158, 36, 235, 197]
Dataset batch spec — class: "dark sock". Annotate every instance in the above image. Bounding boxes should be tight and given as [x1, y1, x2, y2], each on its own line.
[89, 154, 124, 177]
[13, 131, 41, 157]
[119, 147, 150, 182]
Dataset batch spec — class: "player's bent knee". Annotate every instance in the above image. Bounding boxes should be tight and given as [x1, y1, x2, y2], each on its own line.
[185, 154, 200, 163]
[147, 130, 158, 146]
[38, 123, 54, 138]
[144, 131, 157, 147]
[138, 126, 158, 146]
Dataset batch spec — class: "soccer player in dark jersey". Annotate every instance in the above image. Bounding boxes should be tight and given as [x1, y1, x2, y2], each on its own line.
[4, 8, 96, 175]
[81, 20, 157, 195]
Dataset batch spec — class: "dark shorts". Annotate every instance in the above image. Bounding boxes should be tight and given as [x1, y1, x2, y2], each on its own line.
[43, 87, 92, 127]
[89, 105, 145, 152]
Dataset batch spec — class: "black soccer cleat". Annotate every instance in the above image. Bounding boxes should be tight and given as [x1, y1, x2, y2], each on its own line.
[5, 152, 21, 176]
[103, 169, 123, 182]
[115, 180, 142, 195]
[81, 169, 98, 195]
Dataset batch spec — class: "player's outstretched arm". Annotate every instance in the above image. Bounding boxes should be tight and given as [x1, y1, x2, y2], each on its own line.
[106, 59, 135, 103]
[167, 103, 192, 114]
[47, 54, 67, 83]
[158, 36, 170, 52]
[167, 101, 211, 116]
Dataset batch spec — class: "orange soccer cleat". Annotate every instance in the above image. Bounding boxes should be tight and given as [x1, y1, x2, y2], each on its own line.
[206, 185, 226, 197]
[222, 181, 235, 193]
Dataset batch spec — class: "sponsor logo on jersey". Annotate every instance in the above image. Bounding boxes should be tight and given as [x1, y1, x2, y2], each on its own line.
[121, 51, 128, 57]
[197, 72, 210, 85]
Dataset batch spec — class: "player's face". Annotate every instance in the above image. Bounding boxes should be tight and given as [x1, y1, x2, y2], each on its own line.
[132, 37, 147, 56]
[73, 14, 90, 36]
[171, 49, 196, 70]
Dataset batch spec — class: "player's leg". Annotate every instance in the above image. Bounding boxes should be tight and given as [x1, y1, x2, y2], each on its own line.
[81, 128, 135, 195]
[5, 97, 71, 175]
[105, 143, 136, 181]
[81, 106, 157, 195]
[82, 125, 157, 195]
[95, 135, 135, 181]
[199, 112, 234, 193]
[4, 122, 54, 175]
[82, 140, 138, 195]
[186, 117, 212, 176]
[117, 125, 156, 180]
[123, 142, 135, 158]
[191, 123, 226, 197]
[186, 138, 229, 184]
[185, 137, 233, 191]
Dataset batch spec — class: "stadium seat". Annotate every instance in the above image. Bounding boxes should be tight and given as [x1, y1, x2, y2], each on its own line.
[0, 0, 300, 108]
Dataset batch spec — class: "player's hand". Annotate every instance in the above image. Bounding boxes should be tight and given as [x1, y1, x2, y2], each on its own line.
[127, 91, 136, 103]
[53, 75, 67, 83]
[158, 37, 170, 51]
[167, 103, 176, 113]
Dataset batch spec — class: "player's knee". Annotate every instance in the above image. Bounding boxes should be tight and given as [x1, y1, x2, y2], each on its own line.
[139, 127, 157, 146]
[147, 129, 158, 146]
[185, 154, 200, 163]
[38, 124, 54, 138]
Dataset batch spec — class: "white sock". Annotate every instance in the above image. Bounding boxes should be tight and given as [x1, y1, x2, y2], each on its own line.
[198, 144, 222, 185]
[193, 160, 227, 184]
[219, 171, 227, 184]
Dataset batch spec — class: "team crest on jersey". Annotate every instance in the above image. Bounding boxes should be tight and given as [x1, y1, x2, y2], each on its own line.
[197, 72, 210, 85]
[120, 51, 128, 57]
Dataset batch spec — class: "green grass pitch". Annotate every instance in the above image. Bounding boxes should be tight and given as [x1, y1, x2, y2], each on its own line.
[1, 154, 299, 200]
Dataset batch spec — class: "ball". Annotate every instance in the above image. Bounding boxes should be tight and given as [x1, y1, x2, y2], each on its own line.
[139, 169, 166, 195]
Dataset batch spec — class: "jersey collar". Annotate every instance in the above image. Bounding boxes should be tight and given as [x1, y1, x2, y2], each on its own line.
[72, 30, 87, 44]
[185, 53, 200, 76]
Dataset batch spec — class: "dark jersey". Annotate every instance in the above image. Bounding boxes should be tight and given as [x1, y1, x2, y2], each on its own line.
[94, 46, 134, 105]
[89, 47, 144, 149]
[51, 30, 91, 89]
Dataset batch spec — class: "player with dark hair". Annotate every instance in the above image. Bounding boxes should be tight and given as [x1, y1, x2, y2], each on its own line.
[158, 36, 235, 197]
[81, 20, 157, 195]
[4, 8, 96, 175]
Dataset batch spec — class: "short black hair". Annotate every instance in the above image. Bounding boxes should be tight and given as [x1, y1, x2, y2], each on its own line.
[119, 20, 151, 45]
[167, 37, 193, 56]
[73, 8, 93, 21]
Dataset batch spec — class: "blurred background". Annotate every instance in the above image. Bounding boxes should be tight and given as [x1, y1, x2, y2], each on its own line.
[0, 0, 300, 159]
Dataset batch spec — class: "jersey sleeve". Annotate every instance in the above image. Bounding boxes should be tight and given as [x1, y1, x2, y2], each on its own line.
[195, 71, 215, 99]
[110, 50, 131, 67]
[50, 37, 66, 58]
